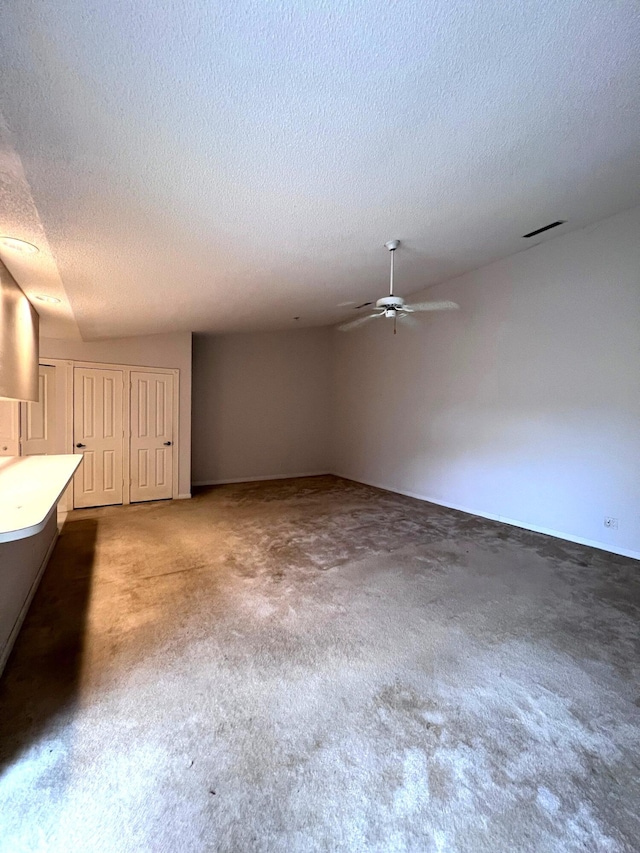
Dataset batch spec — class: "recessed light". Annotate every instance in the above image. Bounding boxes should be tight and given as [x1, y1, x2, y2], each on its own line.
[35, 294, 61, 304]
[0, 236, 39, 254]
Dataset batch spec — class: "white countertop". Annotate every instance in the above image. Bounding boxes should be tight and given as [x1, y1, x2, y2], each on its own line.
[0, 455, 82, 543]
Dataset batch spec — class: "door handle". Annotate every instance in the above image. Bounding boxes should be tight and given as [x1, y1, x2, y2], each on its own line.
[164, 441, 172, 446]
[76, 443, 86, 448]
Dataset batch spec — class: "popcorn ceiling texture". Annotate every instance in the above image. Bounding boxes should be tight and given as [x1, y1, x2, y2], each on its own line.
[0, 116, 79, 339]
[1, 476, 638, 851]
[0, 1, 639, 338]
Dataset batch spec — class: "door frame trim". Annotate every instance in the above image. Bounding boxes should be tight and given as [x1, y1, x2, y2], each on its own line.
[48, 358, 180, 506]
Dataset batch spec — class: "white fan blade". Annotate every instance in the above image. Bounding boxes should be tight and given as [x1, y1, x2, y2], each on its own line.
[404, 300, 459, 312]
[398, 313, 419, 327]
[337, 313, 380, 331]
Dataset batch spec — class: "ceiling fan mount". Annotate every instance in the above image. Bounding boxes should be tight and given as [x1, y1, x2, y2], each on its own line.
[338, 239, 459, 332]
[376, 295, 405, 318]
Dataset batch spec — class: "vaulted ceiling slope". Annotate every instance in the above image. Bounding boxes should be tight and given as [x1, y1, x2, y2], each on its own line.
[1, 0, 639, 339]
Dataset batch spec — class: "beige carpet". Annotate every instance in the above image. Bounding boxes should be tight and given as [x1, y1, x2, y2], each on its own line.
[1, 475, 639, 852]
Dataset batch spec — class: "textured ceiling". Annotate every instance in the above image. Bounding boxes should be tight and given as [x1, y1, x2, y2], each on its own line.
[1, 0, 639, 339]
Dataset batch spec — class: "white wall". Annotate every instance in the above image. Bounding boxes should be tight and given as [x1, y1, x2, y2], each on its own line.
[192, 328, 332, 485]
[40, 332, 192, 497]
[332, 206, 640, 559]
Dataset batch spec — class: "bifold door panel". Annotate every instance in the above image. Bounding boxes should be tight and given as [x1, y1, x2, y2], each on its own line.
[1, 365, 57, 458]
[73, 368, 124, 508]
[130, 371, 174, 502]
[21, 365, 56, 455]
[0, 400, 19, 456]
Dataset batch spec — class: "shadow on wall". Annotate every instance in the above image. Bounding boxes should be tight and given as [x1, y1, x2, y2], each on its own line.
[0, 519, 97, 772]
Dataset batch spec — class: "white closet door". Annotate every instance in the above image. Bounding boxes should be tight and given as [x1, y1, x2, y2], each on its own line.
[0, 400, 19, 456]
[130, 372, 174, 502]
[73, 368, 124, 508]
[21, 365, 57, 455]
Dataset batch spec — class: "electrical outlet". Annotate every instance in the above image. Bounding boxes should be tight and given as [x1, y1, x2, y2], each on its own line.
[604, 517, 618, 530]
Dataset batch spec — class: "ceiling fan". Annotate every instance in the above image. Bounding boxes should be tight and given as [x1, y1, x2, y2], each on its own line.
[338, 240, 459, 333]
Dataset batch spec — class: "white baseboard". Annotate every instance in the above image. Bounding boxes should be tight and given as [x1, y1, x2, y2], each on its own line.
[331, 472, 640, 562]
[193, 471, 332, 487]
[0, 527, 59, 678]
[176, 493, 192, 500]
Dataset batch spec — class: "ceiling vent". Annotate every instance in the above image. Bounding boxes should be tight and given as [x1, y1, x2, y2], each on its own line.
[522, 221, 566, 238]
